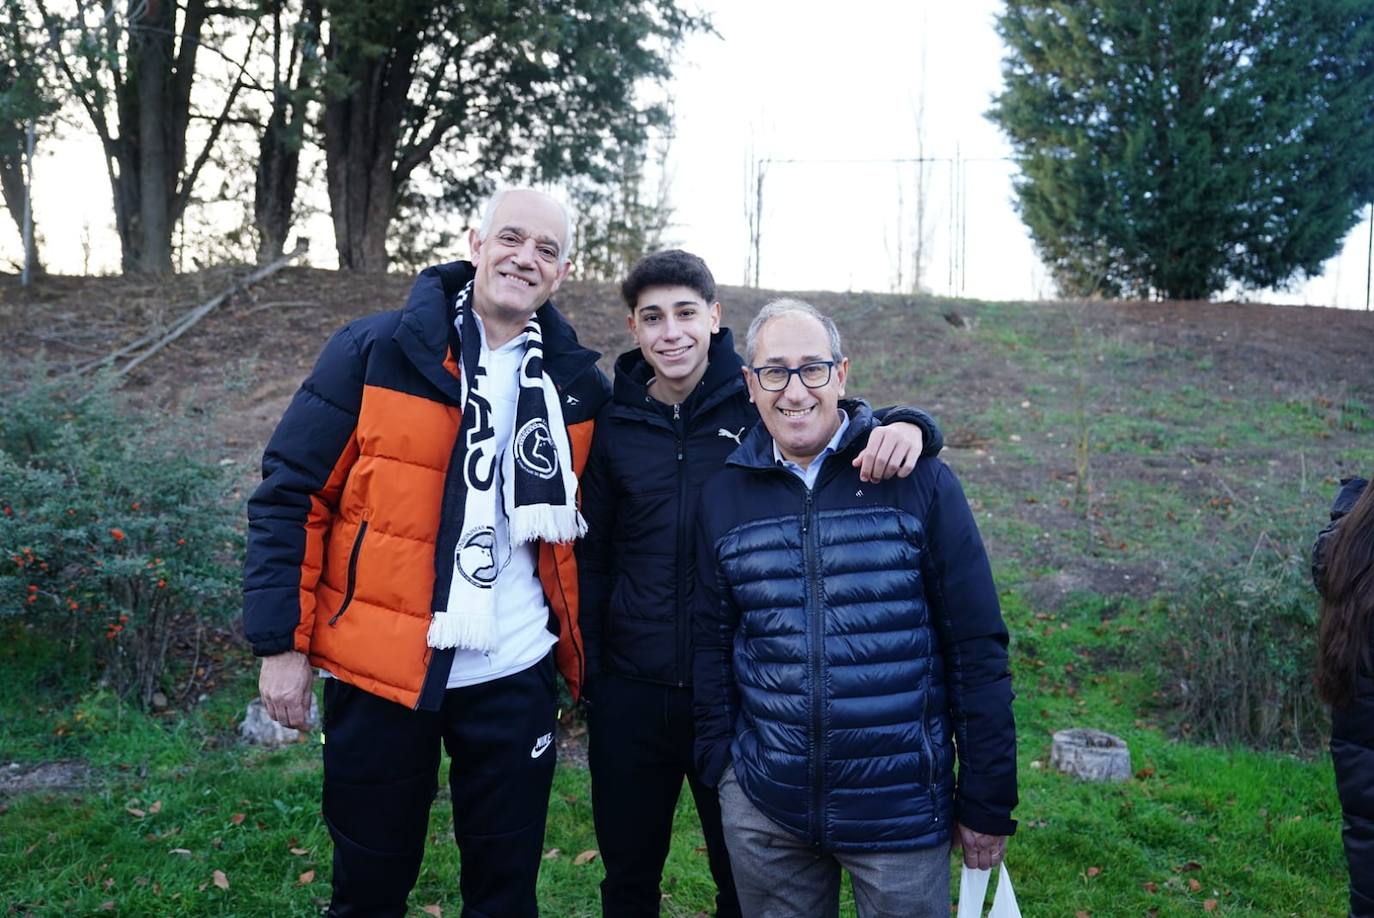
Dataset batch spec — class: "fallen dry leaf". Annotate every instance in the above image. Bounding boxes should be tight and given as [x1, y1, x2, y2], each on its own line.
[542, 848, 561, 860]
[298, 870, 316, 885]
[230, 813, 246, 826]
[169, 848, 192, 856]
[290, 846, 310, 856]
[1142, 881, 1159, 894]
[148, 800, 162, 815]
[1086, 866, 1101, 877]
[1179, 860, 1202, 872]
[212, 869, 229, 890]
[1204, 900, 1218, 912]
[99, 902, 115, 912]
[1076, 911, 1090, 918]
[1189, 878, 1202, 892]
[126, 807, 146, 818]
[573, 849, 599, 866]
[423, 905, 442, 917]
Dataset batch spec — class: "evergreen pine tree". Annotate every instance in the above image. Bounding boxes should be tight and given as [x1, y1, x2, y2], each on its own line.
[989, 0, 1374, 300]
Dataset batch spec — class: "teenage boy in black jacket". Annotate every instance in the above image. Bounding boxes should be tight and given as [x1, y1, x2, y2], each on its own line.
[577, 250, 943, 917]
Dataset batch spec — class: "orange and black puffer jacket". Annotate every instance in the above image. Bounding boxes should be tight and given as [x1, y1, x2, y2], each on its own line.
[242, 261, 610, 710]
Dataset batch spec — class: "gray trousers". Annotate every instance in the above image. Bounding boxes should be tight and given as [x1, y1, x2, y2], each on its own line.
[718, 767, 951, 918]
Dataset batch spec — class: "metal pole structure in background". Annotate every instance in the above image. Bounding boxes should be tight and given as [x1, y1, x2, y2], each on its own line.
[959, 148, 968, 297]
[751, 154, 999, 297]
[21, 120, 35, 287]
[1365, 200, 1371, 311]
[754, 164, 765, 288]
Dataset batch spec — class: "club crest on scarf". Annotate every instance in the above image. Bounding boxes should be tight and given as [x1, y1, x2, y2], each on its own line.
[455, 526, 499, 588]
[515, 419, 559, 479]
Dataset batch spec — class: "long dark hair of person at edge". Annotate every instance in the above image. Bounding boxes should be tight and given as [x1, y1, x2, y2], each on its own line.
[1318, 483, 1374, 709]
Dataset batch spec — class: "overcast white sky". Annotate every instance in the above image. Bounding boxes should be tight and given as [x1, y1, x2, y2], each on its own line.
[9, 0, 1373, 308]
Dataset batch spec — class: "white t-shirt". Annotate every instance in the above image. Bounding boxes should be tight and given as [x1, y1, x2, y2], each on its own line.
[446, 321, 557, 688]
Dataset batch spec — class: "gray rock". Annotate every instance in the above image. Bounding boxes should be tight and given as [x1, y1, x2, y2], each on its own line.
[239, 698, 319, 747]
[1050, 728, 1131, 782]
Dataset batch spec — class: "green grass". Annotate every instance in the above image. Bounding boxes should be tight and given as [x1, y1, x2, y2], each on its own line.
[0, 585, 1350, 917]
[997, 592, 1344, 915]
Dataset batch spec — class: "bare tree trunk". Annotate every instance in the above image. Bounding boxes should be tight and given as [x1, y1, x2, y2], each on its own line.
[254, 0, 319, 263]
[255, 104, 297, 262]
[131, 0, 175, 274]
[0, 129, 43, 276]
[39, 0, 221, 276]
[322, 25, 420, 273]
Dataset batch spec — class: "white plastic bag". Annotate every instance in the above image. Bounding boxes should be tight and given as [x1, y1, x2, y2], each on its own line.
[956, 863, 1021, 918]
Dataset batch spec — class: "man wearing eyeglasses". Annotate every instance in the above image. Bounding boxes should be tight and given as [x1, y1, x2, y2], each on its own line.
[692, 298, 1018, 918]
[576, 252, 943, 917]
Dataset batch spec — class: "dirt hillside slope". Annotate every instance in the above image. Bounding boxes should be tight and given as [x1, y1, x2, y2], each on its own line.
[4, 267, 1371, 605]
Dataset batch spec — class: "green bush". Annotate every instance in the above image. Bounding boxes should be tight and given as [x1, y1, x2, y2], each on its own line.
[0, 372, 242, 707]
[1159, 532, 1326, 753]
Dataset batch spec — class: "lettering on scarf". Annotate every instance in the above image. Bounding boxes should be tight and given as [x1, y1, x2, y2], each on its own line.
[464, 388, 496, 490]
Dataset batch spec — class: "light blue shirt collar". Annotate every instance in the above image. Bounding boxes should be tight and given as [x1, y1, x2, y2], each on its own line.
[773, 410, 850, 490]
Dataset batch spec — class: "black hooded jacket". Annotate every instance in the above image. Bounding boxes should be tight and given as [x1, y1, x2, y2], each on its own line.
[576, 328, 942, 691]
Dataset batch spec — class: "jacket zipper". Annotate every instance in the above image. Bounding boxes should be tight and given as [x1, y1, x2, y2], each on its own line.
[673, 401, 689, 687]
[801, 485, 826, 849]
[329, 510, 370, 626]
[920, 670, 939, 822]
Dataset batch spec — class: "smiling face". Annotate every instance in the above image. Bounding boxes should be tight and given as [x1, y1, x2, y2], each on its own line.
[745, 311, 848, 469]
[628, 284, 721, 403]
[468, 190, 571, 343]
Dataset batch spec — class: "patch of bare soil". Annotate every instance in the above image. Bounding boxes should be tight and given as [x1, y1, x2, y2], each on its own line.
[0, 760, 91, 795]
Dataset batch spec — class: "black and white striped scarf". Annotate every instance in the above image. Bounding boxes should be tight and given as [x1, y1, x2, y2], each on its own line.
[428, 281, 585, 652]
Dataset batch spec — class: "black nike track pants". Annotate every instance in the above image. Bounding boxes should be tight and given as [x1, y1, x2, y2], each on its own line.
[322, 652, 558, 918]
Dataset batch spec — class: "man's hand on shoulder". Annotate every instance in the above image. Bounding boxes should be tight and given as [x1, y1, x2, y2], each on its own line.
[259, 651, 314, 730]
[853, 422, 923, 483]
[955, 822, 1006, 870]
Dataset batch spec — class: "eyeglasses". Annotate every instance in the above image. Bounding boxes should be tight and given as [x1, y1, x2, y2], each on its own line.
[749, 361, 835, 392]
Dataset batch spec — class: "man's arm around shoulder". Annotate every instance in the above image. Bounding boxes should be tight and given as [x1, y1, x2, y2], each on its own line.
[856, 404, 944, 482]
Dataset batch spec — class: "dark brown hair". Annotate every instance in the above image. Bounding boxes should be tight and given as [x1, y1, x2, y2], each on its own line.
[1317, 482, 1374, 708]
[620, 249, 716, 311]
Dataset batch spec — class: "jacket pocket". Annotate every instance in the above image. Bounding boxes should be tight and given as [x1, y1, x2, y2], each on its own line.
[328, 511, 370, 626]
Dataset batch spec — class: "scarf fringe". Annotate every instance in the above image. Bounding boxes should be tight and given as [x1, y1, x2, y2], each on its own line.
[427, 607, 496, 652]
[510, 506, 587, 545]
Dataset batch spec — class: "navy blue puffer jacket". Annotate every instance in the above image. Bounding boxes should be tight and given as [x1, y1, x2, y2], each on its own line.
[693, 403, 1016, 853]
